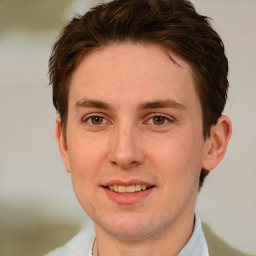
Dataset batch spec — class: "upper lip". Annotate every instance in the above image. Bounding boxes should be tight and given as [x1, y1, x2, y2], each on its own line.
[102, 179, 155, 187]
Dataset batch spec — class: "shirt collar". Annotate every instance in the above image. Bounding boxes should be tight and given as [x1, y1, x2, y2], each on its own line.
[178, 214, 209, 256]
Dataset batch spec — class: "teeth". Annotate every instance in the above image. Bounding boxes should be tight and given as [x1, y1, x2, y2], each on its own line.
[135, 184, 141, 191]
[126, 185, 135, 193]
[108, 184, 149, 193]
[141, 185, 147, 191]
[118, 186, 127, 193]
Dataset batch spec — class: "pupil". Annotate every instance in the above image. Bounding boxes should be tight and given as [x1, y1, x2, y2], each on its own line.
[93, 116, 102, 124]
[154, 116, 164, 125]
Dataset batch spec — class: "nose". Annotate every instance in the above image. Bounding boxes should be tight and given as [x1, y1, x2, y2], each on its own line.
[108, 125, 145, 169]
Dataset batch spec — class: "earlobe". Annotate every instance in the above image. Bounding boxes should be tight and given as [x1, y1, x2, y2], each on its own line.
[202, 115, 232, 171]
[55, 116, 71, 172]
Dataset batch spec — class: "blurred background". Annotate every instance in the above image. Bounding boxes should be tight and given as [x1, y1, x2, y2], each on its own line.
[0, 0, 255, 255]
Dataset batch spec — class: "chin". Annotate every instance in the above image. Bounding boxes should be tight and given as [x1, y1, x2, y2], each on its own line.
[96, 215, 167, 241]
[106, 227, 154, 241]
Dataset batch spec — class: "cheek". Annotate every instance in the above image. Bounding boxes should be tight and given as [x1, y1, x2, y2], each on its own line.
[148, 133, 204, 182]
[68, 139, 103, 210]
[67, 138, 105, 192]
[68, 134, 106, 168]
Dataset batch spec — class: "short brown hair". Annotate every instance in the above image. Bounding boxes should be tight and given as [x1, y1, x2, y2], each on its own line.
[49, 0, 229, 187]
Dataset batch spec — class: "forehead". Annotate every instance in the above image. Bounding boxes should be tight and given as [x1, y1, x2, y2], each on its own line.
[73, 42, 193, 79]
[69, 43, 198, 110]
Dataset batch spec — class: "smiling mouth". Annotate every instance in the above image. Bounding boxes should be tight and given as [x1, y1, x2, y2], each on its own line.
[106, 184, 154, 194]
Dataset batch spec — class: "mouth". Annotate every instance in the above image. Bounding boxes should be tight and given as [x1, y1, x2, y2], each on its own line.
[105, 184, 154, 194]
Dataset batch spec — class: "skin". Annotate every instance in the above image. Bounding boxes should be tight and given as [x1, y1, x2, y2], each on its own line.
[56, 43, 231, 256]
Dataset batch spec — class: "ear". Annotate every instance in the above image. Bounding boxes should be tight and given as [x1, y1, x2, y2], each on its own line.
[55, 116, 71, 172]
[202, 115, 232, 171]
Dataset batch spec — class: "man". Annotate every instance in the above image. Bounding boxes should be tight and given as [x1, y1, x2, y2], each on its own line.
[46, 0, 232, 255]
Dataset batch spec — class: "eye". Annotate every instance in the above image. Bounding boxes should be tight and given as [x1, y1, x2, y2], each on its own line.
[85, 115, 107, 125]
[147, 115, 172, 125]
[152, 116, 167, 125]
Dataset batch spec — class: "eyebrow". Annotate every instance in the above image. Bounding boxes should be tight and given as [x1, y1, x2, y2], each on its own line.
[138, 99, 186, 110]
[74, 98, 186, 111]
[75, 99, 111, 110]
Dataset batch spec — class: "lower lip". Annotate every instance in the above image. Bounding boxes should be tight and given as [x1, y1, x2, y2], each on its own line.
[103, 187, 154, 204]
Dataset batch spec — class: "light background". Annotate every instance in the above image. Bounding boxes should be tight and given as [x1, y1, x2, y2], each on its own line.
[0, 0, 255, 255]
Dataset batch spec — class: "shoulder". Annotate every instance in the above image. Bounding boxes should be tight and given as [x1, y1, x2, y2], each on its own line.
[44, 221, 95, 256]
[202, 223, 253, 256]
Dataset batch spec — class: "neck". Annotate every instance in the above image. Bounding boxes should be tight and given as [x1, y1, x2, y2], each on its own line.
[93, 212, 195, 256]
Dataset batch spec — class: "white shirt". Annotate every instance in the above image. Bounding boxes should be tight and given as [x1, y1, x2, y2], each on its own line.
[45, 215, 209, 256]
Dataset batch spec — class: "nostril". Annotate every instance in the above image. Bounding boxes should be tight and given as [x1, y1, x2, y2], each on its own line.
[110, 161, 118, 166]
[110, 160, 137, 168]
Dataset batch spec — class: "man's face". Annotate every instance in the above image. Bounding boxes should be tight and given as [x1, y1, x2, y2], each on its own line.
[58, 43, 211, 240]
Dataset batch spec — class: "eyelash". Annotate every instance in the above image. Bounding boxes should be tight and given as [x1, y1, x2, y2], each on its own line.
[145, 114, 174, 126]
[82, 113, 174, 128]
[82, 114, 110, 127]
